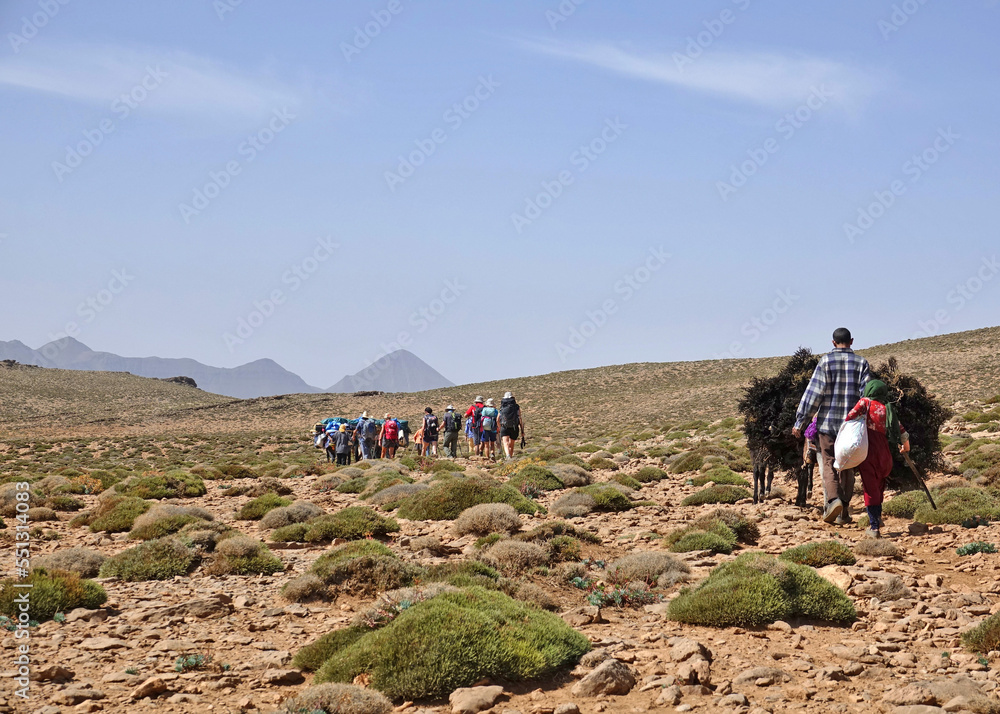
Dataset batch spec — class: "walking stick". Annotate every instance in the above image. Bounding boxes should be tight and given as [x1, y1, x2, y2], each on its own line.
[902, 451, 937, 510]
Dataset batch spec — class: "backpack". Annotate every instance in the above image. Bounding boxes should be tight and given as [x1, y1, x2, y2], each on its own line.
[424, 414, 439, 438]
[384, 419, 399, 440]
[481, 407, 498, 432]
[363, 418, 377, 438]
[500, 401, 519, 428]
[444, 412, 459, 432]
[314, 433, 325, 449]
[472, 404, 484, 429]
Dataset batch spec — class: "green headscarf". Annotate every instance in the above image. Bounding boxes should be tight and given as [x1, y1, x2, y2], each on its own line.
[863, 379, 900, 448]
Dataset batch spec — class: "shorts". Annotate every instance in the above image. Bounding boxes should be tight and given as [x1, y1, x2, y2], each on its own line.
[480, 430, 497, 443]
[500, 427, 519, 440]
[382, 438, 398, 448]
[425, 434, 438, 443]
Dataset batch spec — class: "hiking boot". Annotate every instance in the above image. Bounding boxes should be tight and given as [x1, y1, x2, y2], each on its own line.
[835, 504, 853, 525]
[864, 527, 882, 539]
[822, 498, 844, 524]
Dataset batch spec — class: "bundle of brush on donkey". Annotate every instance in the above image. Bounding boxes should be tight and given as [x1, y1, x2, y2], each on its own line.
[738, 348, 950, 507]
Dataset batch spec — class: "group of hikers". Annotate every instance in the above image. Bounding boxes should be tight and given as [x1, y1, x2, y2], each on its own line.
[313, 391, 526, 464]
[794, 327, 910, 539]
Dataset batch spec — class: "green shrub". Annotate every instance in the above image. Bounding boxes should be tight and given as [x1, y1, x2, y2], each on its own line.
[308, 587, 590, 699]
[667, 552, 856, 627]
[206, 536, 283, 575]
[507, 465, 564, 492]
[395, 477, 542, 520]
[236, 493, 292, 520]
[611, 474, 643, 490]
[553, 454, 590, 470]
[962, 612, 1000, 653]
[217, 464, 258, 479]
[45, 495, 84, 512]
[914, 487, 1000, 525]
[424, 560, 501, 589]
[479, 540, 549, 575]
[99, 537, 197, 581]
[780, 541, 856, 567]
[86, 496, 151, 533]
[128, 504, 212, 541]
[548, 535, 582, 562]
[309, 541, 422, 595]
[587, 457, 617, 471]
[691, 467, 749, 487]
[0, 568, 106, 622]
[666, 520, 737, 554]
[681, 485, 750, 506]
[882, 490, 929, 519]
[670, 452, 705, 473]
[634, 466, 667, 483]
[277, 683, 392, 714]
[114, 470, 206, 499]
[270, 523, 310, 543]
[551, 492, 596, 518]
[453, 503, 523, 536]
[575, 443, 602, 453]
[303, 507, 400, 542]
[33, 548, 106, 578]
[695, 509, 759, 544]
[576, 484, 633, 512]
[854, 539, 902, 558]
[513, 521, 601, 545]
[280, 573, 329, 603]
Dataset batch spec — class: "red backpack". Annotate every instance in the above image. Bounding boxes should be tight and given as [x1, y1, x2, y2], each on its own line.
[384, 419, 399, 440]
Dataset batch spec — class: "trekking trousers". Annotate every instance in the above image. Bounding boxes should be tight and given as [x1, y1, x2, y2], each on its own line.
[442, 430, 459, 458]
[818, 433, 856, 507]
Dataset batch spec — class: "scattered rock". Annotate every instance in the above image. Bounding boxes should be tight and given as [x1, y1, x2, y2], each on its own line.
[449, 685, 505, 714]
[77, 637, 128, 651]
[33, 665, 74, 682]
[54, 687, 105, 705]
[131, 677, 169, 700]
[260, 669, 304, 686]
[571, 658, 637, 697]
[553, 704, 580, 714]
[733, 667, 791, 687]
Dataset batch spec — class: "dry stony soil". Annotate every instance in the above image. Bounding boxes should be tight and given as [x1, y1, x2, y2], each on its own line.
[0, 326, 999, 714]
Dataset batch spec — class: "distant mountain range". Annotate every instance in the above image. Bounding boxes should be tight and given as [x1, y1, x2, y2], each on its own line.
[0, 338, 453, 399]
[327, 349, 455, 393]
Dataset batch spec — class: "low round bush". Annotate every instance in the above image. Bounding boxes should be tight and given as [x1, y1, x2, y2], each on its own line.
[303, 506, 400, 541]
[259, 501, 324, 530]
[552, 492, 597, 518]
[129, 504, 213, 541]
[667, 552, 856, 627]
[114, 470, 206, 499]
[98, 537, 197, 581]
[277, 683, 392, 714]
[691, 467, 749, 488]
[308, 587, 590, 699]
[33, 548, 106, 578]
[780, 540, 856, 568]
[453, 503, 523, 537]
[695, 509, 759, 544]
[605, 551, 690, 587]
[914, 487, 1000, 525]
[667, 520, 738, 554]
[963, 612, 1000, 653]
[587, 457, 618, 471]
[206, 536, 283, 575]
[670, 451, 705, 474]
[635, 466, 667, 483]
[395, 477, 542, 520]
[478, 540, 549, 575]
[80, 496, 151, 533]
[548, 463, 591, 487]
[236, 493, 292, 520]
[0, 568, 106, 622]
[309, 541, 422, 595]
[681, 485, 751, 506]
[611, 474, 643, 490]
[508, 465, 564, 492]
[576, 484, 633, 512]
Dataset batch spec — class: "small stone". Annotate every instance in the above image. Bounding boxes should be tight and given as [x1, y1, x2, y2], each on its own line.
[34, 665, 74, 682]
[669, 637, 712, 663]
[131, 677, 168, 700]
[656, 685, 682, 706]
[721, 693, 749, 707]
[553, 705, 580, 714]
[942, 696, 970, 712]
[55, 687, 105, 705]
[571, 659, 637, 697]
[78, 637, 128, 651]
[676, 705, 693, 712]
[891, 707, 946, 714]
[908, 522, 929, 535]
[448, 685, 505, 714]
[260, 669, 305, 686]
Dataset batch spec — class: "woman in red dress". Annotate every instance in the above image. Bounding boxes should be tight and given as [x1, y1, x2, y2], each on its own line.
[844, 379, 910, 538]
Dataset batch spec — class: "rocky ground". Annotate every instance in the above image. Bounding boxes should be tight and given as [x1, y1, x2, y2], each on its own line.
[3, 445, 1000, 714]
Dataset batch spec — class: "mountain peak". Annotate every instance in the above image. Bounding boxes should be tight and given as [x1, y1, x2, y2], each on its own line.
[328, 350, 454, 393]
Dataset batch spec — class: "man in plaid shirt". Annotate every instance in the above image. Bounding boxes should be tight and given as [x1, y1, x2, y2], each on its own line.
[793, 327, 870, 524]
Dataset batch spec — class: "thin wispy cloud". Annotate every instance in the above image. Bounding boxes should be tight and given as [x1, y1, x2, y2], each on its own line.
[520, 39, 883, 110]
[0, 44, 302, 118]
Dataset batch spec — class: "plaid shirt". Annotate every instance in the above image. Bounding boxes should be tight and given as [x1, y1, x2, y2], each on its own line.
[794, 348, 871, 437]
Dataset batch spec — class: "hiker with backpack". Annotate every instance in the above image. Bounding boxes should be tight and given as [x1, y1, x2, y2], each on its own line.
[318, 427, 335, 463]
[356, 411, 376, 460]
[442, 405, 461, 458]
[465, 395, 485, 456]
[479, 397, 500, 460]
[464, 412, 476, 457]
[498, 391, 525, 460]
[793, 327, 871, 526]
[378, 413, 401, 459]
[844, 379, 910, 539]
[334, 424, 352, 466]
[422, 407, 440, 457]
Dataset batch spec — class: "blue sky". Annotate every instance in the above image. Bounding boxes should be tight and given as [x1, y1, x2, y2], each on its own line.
[1, 0, 998, 389]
